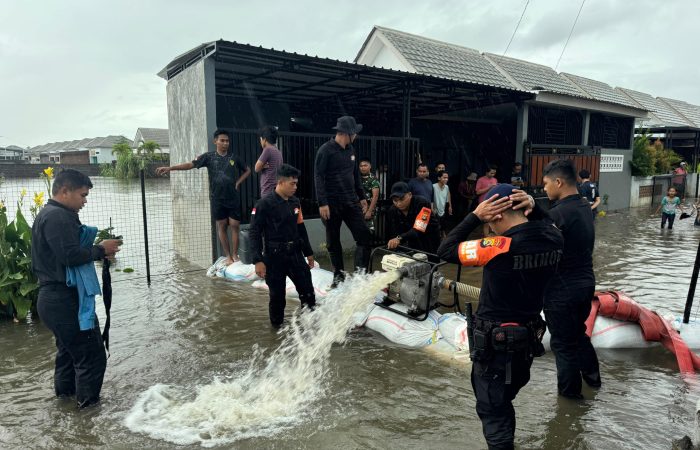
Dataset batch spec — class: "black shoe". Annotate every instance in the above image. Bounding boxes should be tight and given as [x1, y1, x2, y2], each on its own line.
[271, 321, 284, 330]
[582, 372, 602, 388]
[330, 271, 345, 289]
[559, 391, 584, 400]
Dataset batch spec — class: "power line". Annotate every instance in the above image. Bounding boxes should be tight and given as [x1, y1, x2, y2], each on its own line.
[503, 0, 530, 56]
[555, 0, 586, 71]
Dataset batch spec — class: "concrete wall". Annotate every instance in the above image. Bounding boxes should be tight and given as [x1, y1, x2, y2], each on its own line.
[629, 176, 654, 208]
[598, 148, 632, 211]
[0, 163, 101, 178]
[60, 150, 90, 165]
[167, 57, 217, 268]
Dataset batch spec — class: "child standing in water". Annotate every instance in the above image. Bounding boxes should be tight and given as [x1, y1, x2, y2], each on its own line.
[655, 187, 683, 229]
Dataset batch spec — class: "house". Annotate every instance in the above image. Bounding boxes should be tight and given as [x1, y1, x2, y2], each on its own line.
[29, 136, 134, 164]
[0, 145, 26, 162]
[158, 27, 649, 266]
[133, 128, 170, 155]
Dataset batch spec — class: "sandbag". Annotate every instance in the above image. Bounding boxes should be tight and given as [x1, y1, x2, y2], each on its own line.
[364, 303, 442, 347]
[437, 313, 469, 351]
[206, 258, 260, 281]
[251, 266, 331, 299]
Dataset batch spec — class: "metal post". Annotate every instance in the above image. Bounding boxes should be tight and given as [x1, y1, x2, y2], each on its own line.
[683, 239, 700, 323]
[139, 169, 151, 284]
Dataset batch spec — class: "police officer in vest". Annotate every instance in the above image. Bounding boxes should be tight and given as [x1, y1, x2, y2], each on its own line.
[250, 164, 316, 328]
[438, 184, 564, 450]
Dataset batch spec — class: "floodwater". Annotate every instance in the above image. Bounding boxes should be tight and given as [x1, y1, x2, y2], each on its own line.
[2, 177, 700, 449]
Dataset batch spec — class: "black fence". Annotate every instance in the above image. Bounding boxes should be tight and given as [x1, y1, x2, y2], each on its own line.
[1, 133, 420, 283]
[231, 130, 419, 224]
[0, 169, 213, 284]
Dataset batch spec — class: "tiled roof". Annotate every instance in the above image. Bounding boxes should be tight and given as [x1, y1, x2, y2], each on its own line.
[616, 88, 691, 127]
[561, 73, 639, 108]
[30, 136, 133, 154]
[367, 26, 645, 109]
[375, 27, 515, 89]
[657, 97, 700, 128]
[484, 53, 587, 97]
[135, 128, 169, 147]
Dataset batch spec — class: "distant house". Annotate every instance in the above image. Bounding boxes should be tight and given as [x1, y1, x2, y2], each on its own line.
[29, 136, 134, 164]
[133, 128, 170, 155]
[0, 145, 26, 161]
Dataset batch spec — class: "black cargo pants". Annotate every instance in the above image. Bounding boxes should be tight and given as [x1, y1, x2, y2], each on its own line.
[264, 249, 316, 327]
[471, 350, 533, 450]
[322, 201, 371, 272]
[544, 285, 600, 398]
[37, 285, 107, 408]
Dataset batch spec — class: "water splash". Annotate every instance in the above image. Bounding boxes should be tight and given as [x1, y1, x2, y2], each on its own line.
[124, 270, 399, 446]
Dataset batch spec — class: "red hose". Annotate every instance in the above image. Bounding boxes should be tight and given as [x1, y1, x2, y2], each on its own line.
[587, 291, 700, 374]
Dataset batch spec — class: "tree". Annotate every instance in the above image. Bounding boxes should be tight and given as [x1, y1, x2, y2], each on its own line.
[111, 140, 139, 179]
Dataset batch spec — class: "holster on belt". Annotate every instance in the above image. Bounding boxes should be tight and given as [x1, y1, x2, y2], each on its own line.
[472, 316, 546, 385]
[266, 239, 301, 255]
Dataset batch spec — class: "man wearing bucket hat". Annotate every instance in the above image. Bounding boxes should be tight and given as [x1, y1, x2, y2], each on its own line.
[314, 116, 371, 288]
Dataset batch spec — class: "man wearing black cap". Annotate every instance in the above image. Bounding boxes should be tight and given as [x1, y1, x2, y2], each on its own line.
[438, 184, 563, 450]
[314, 116, 371, 287]
[386, 182, 440, 253]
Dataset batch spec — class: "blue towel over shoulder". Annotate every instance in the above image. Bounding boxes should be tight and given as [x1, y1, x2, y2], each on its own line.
[66, 225, 102, 331]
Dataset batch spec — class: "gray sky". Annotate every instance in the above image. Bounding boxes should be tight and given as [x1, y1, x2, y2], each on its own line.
[2, 0, 699, 148]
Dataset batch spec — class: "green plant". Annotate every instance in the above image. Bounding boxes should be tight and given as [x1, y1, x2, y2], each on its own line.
[0, 199, 39, 321]
[630, 134, 682, 176]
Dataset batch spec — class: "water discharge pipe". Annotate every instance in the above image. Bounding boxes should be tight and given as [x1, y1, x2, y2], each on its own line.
[437, 277, 481, 300]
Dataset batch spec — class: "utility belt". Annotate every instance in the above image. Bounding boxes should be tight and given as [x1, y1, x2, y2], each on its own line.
[470, 316, 547, 384]
[266, 239, 302, 255]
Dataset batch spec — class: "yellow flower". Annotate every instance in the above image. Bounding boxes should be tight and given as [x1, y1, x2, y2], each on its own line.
[0, 200, 4, 209]
[33, 191, 45, 207]
[20, 188, 27, 198]
[43, 167, 54, 179]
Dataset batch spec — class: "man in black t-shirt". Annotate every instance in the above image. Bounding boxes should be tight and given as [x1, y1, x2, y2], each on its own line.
[157, 129, 251, 265]
[385, 181, 440, 254]
[578, 169, 600, 218]
[513, 159, 600, 399]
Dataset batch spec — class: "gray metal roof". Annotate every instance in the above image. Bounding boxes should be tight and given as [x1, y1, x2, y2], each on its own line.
[657, 97, 700, 128]
[30, 136, 133, 154]
[560, 73, 639, 108]
[134, 128, 169, 147]
[484, 53, 588, 97]
[373, 27, 516, 89]
[616, 88, 691, 127]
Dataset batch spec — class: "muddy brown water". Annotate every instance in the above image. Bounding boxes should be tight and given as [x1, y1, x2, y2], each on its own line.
[2, 178, 700, 449]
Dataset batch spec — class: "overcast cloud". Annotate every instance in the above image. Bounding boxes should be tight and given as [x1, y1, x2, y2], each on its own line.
[2, 0, 699, 148]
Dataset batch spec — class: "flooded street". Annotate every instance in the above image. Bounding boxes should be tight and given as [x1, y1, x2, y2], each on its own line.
[2, 177, 700, 449]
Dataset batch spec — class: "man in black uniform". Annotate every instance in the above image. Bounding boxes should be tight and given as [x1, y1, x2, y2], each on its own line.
[386, 181, 441, 254]
[31, 169, 121, 408]
[156, 129, 251, 265]
[250, 164, 316, 328]
[513, 159, 601, 399]
[438, 184, 564, 450]
[314, 116, 371, 287]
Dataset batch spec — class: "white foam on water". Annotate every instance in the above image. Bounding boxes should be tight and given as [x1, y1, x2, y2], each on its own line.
[124, 270, 399, 447]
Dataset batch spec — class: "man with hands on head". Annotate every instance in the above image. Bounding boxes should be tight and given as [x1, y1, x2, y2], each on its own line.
[438, 184, 563, 450]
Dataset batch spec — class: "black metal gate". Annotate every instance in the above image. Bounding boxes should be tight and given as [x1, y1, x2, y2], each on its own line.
[230, 130, 419, 240]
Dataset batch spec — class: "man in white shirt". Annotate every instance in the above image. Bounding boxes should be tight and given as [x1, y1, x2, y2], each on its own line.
[433, 170, 452, 238]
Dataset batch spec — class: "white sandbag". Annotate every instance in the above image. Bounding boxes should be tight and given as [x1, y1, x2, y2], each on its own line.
[223, 261, 260, 281]
[364, 303, 442, 347]
[437, 313, 470, 351]
[589, 316, 655, 349]
[251, 265, 332, 299]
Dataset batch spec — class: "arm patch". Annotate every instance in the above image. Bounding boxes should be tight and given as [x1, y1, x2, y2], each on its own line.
[458, 236, 512, 266]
